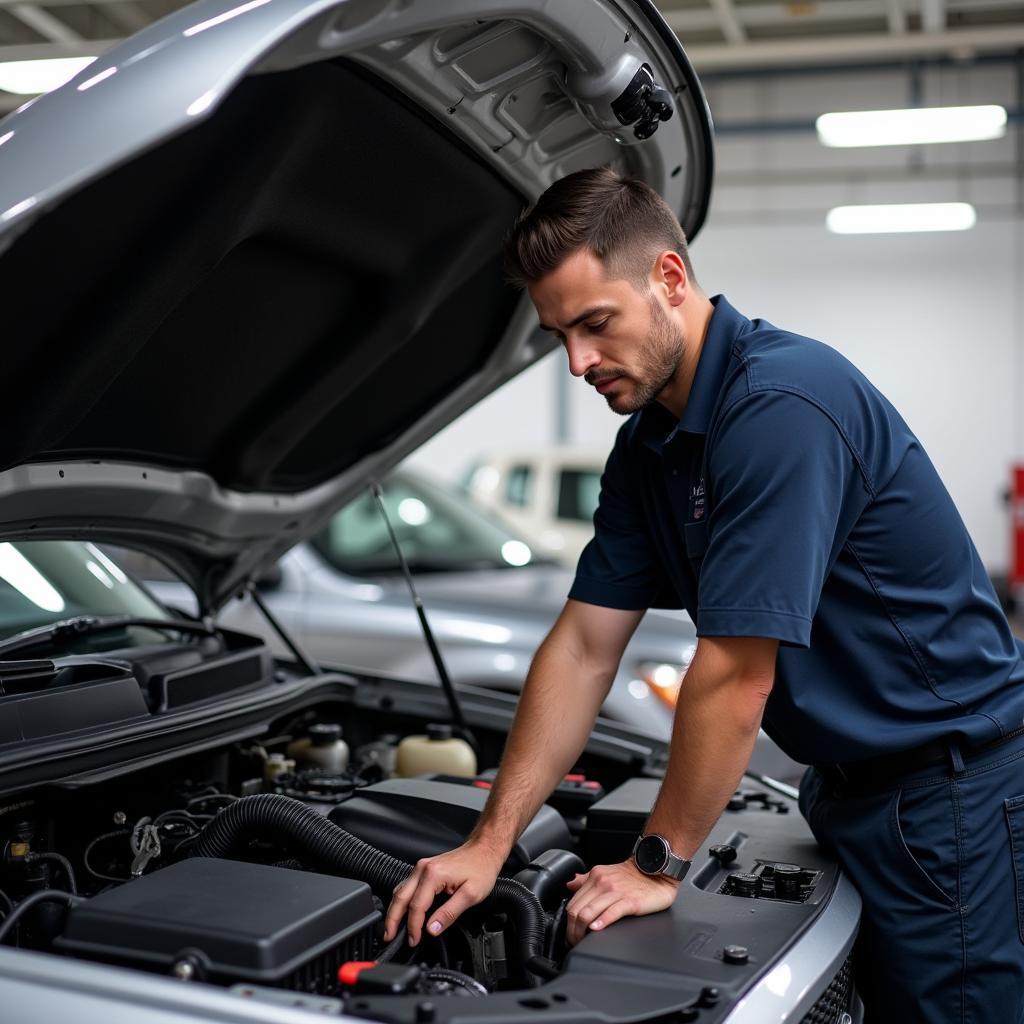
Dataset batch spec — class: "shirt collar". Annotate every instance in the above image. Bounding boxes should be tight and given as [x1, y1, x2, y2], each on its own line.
[637, 294, 745, 453]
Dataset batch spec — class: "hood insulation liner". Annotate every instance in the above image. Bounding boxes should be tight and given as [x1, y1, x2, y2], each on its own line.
[1, 59, 523, 494]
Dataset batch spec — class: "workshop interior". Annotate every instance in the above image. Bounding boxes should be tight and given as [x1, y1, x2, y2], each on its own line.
[0, 2, 1022, 1023]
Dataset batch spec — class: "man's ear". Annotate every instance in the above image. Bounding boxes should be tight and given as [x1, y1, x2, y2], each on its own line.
[651, 250, 688, 308]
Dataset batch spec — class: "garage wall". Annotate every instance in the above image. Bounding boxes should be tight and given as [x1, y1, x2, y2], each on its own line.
[690, 217, 1022, 571]
[405, 354, 560, 485]
[408, 58, 1024, 574]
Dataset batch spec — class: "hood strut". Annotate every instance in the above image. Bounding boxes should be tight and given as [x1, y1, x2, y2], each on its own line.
[246, 582, 320, 678]
[370, 482, 477, 753]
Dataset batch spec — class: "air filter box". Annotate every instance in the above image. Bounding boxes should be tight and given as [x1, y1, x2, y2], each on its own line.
[55, 858, 378, 990]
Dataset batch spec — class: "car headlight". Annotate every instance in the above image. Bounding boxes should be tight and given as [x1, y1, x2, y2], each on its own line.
[632, 647, 696, 710]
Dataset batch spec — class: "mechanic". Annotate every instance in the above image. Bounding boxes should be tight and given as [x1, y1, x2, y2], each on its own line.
[384, 166, 1024, 1023]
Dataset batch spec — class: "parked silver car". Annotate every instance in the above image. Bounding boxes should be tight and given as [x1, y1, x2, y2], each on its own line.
[0, 0, 859, 1021]
[136, 469, 696, 736]
[131, 468, 800, 781]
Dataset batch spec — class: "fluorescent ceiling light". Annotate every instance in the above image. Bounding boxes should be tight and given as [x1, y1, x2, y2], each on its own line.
[0, 542, 65, 613]
[826, 202, 977, 235]
[0, 56, 96, 95]
[817, 105, 1007, 147]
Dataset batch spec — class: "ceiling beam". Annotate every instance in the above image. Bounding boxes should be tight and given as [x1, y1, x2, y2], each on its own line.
[0, 0, 139, 7]
[8, 3, 82, 44]
[707, 0, 747, 44]
[952, 0, 1024, 9]
[0, 38, 118, 61]
[665, 0, 1024, 33]
[665, 3, 869, 33]
[686, 23, 1024, 68]
[714, 160, 1019, 186]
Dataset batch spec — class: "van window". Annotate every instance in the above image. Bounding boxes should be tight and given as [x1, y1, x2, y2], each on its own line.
[556, 468, 602, 523]
[505, 465, 533, 508]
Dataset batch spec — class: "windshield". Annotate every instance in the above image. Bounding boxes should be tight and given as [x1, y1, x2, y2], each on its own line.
[0, 541, 172, 647]
[312, 473, 544, 577]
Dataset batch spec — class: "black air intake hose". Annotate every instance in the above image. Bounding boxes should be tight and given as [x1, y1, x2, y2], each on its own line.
[190, 794, 546, 966]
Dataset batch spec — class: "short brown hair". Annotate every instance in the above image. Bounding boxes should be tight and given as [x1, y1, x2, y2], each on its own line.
[503, 166, 696, 290]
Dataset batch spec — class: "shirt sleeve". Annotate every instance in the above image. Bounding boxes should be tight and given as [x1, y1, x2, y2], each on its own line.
[696, 389, 869, 646]
[568, 423, 681, 611]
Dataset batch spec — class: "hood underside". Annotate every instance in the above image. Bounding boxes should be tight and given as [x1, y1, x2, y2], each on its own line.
[2, 59, 522, 491]
[0, 0, 713, 609]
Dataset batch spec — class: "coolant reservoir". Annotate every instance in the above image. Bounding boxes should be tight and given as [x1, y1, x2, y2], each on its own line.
[287, 723, 350, 773]
[395, 723, 477, 778]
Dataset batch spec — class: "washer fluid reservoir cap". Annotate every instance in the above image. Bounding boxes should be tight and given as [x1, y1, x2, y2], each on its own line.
[310, 723, 343, 746]
[426, 723, 453, 742]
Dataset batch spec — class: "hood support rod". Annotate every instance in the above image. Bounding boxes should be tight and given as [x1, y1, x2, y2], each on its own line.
[370, 481, 477, 752]
[246, 581, 320, 678]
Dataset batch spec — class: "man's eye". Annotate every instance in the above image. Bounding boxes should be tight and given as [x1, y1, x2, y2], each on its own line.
[588, 319, 610, 333]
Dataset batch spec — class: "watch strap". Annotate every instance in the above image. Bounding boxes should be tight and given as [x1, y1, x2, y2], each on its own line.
[662, 848, 690, 880]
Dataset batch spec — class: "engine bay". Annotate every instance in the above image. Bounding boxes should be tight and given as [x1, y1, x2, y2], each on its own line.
[0, 713, 606, 999]
[0, 693, 856, 1024]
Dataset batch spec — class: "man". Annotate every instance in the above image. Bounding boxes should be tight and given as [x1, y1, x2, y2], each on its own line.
[384, 167, 1024, 1023]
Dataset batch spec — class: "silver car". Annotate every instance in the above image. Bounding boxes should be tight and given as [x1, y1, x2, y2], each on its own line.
[131, 468, 695, 735]
[131, 467, 800, 780]
[0, 0, 859, 1021]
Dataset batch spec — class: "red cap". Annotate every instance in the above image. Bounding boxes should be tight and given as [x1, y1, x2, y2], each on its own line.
[564, 773, 585, 782]
[472, 780, 492, 789]
[583, 781, 602, 790]
[338, 961, 377, 986]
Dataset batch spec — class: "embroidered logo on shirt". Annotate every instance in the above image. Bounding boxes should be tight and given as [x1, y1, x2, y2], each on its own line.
[690, 477, 706, 521]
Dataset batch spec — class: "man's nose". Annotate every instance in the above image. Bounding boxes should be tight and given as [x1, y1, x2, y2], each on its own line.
[565, 336, 601, 378]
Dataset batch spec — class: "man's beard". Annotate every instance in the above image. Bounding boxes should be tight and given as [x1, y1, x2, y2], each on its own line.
[594, 297, 685, 416]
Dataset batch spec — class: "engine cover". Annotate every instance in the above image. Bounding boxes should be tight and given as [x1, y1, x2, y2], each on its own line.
[328, 778, 571, 872]
[55, 858, 378, 989]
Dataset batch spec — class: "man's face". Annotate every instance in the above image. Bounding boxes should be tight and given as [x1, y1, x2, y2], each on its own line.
[529, 249, 685, 416]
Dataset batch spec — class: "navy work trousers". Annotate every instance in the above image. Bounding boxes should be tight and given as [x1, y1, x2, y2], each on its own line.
[799, 732, 1024, 1023]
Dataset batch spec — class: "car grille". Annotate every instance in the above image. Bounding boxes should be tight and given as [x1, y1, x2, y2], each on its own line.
[799, 956, 854, 1024]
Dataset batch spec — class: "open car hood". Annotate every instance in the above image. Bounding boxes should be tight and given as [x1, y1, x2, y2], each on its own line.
[0, 0, 713, 611]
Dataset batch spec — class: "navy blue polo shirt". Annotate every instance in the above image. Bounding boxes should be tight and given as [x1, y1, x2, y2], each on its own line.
[570, 295, 1024, 765]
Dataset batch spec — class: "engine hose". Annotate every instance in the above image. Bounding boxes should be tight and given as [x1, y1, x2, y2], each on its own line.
[30, 852, 78, 896]
[0, 890, 82, 945]
[377, 924, 407, 963]
[190, 794, 547, 971]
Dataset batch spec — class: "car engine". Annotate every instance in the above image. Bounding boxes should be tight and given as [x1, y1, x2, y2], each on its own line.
[0, 711, 609, 1002]
[0, 696, 853, 1024]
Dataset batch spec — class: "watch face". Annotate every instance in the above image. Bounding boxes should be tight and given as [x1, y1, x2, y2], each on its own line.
[634, 834, 669, 875]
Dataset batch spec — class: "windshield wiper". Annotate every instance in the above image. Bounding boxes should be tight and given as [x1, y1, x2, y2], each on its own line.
[0, 615, 220, 660]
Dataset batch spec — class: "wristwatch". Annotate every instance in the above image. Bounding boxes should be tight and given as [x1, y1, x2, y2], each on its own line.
[631, 833, 691, 881]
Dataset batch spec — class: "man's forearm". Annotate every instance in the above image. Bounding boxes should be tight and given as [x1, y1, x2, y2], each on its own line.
[644, 643, 774, 859]
[468, 625, 614, 858]
[383, 602, 643, 945]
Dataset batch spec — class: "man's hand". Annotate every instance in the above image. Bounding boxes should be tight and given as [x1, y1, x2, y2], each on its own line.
[383, 841, 505, 947]
[565, 860, 679, 946]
